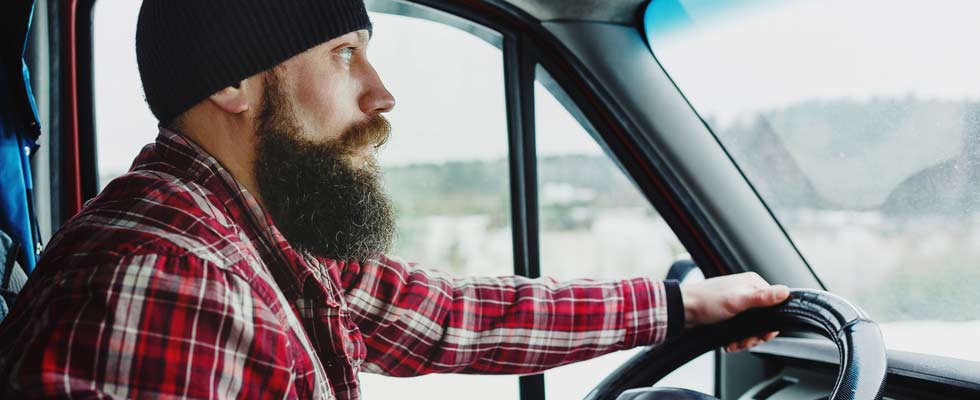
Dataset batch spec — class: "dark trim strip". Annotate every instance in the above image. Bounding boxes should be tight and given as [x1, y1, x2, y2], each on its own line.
[508, 35, 540, 280]
[504, 33, 529, 279]
[504, 27, 546, 400]
[519, 375, 547, 400]
[60, 0, 82, 217]
[75, 0, 98, 200]
[713, 348, 723, 397]
[38, 0, 65, 233]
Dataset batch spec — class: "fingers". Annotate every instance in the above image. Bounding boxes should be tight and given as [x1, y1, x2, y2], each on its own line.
[724, 331, 780, 352]
[682, 272, 791, 327]
[747, 284, 790, 308]
[725, 338, 758, 353]
[769, 285, 790, 303]
[725, 273, 790, 312]
[725, 338, 759, 353]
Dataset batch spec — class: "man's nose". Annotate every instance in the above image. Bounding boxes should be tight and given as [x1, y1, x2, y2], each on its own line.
[360, 63, 396, 115]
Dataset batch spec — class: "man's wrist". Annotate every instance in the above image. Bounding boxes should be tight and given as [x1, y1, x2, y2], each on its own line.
[679, 284, 700, 329]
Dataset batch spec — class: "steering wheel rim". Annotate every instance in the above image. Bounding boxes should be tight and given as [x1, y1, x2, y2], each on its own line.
[585, 289, 888, 400]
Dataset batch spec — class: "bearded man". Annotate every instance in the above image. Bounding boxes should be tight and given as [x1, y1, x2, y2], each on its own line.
[0, 1, 788, 398]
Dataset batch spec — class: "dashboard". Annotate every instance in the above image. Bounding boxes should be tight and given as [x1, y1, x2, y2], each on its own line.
[739, 338, 980, 399]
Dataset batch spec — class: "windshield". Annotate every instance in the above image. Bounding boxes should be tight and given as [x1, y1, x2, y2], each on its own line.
[643, 0, 980, 362]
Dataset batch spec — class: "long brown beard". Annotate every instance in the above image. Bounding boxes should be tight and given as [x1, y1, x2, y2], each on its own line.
[253, 70, 395, 262]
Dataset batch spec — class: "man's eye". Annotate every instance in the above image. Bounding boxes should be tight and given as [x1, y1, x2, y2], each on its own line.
[338, 47, 355, 63]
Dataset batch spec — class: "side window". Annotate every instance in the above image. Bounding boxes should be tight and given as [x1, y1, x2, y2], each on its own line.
[534, 68, 714, 397]
[94, 0, 158, 186]
[357, 9, 519, 400]
[367, 10, 513, 277]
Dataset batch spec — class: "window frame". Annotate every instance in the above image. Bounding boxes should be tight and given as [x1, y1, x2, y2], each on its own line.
[65, 0, 748, 398]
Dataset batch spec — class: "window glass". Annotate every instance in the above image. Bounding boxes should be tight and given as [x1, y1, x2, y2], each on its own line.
[95, 2, 519, 397]
[94, 0, 157, 186]
[534, 70, 711, 397]
[644, 0, 980, 362]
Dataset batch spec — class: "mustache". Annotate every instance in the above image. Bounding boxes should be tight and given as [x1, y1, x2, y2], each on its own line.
[340, 114, 391, 153]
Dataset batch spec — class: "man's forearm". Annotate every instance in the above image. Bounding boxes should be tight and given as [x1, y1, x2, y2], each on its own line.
[339, 257, 683, 376]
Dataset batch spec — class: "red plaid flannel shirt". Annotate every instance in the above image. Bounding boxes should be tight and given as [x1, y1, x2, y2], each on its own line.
[0, 129, 678, 399]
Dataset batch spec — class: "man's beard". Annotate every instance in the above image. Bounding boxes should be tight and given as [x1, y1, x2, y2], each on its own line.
[253, 71, 396, 262]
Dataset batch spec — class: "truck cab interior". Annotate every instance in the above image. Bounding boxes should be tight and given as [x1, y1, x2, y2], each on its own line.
[2, 0, 978, 398]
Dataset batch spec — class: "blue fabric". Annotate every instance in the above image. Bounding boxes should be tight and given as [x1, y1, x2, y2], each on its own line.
[0, 0, 40, 273]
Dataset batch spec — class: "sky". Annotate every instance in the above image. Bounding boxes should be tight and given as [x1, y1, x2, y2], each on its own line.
[647, 0, 980, 125]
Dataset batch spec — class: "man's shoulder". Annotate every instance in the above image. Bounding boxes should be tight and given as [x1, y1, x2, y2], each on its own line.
[45, 170, 255, 270]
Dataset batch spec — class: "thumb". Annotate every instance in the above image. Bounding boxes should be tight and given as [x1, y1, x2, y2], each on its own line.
[757, 285, 790, 307]
[737, 285, 790, 310]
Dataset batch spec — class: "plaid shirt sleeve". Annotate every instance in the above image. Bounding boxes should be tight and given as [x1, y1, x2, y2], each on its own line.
[0, 252, 300, 399]
[339, 257, 672, 376]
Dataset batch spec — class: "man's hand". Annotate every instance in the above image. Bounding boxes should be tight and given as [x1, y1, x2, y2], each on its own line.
[680, 272, 790, 352]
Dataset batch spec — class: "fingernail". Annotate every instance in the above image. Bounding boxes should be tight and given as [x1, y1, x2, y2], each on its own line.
[772, 285, 789, 301]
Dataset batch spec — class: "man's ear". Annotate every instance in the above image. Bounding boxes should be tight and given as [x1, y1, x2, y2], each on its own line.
[209, 80, 250, 114]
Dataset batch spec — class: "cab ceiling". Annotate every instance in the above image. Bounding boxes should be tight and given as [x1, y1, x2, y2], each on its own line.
[502, 0, 646, 24]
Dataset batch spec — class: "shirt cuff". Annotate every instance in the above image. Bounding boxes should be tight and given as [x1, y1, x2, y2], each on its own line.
[620, 277, 672, 348]
[663, 279, 685, 339]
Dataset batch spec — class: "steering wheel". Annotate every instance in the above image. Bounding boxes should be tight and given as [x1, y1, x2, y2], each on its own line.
[585, 289, 888, 400]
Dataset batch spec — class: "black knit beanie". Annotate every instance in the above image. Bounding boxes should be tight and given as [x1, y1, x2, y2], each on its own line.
[136, 0, 371, 124]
